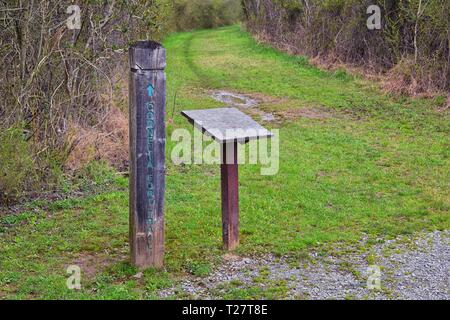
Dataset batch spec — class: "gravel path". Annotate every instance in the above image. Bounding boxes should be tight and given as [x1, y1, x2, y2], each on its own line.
[159, 231, 449, 300]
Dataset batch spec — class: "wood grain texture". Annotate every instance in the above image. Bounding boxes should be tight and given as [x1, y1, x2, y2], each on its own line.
[181, 108, 273, 144]
[129, 41, 166, 269]
[221, 142, 239, 250]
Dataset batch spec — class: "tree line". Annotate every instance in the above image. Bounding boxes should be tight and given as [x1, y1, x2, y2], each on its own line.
[242, 0, 449, 94]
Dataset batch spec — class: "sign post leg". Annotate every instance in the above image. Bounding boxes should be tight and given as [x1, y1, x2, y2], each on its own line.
[221, 141, 239, 250]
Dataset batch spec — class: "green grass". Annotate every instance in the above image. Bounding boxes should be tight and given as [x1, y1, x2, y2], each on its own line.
[0, 25, 448, 299]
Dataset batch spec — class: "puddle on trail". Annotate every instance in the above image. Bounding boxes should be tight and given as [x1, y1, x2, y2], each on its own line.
[210, 90, 334, 122]
[211, 91, 257, 108]
[210, 90, 276, 122]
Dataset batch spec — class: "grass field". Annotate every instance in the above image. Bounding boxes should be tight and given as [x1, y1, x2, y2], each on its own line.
[0, 25, 448, 299]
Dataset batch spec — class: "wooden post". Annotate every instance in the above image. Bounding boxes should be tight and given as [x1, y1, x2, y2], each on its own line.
[129, 41, 166, 269]
[221, 141, 239, 250]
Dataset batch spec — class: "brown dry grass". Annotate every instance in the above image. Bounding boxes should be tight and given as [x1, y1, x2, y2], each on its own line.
[65, 106, 129, 172]
[65, 64, 130, 172]
[279, 107, 333, 121]
[383, 58, 450, 98]
[70, 248, 128, 281]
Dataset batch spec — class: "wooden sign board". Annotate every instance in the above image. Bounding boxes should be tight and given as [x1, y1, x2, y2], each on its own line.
[181, 107, 273, 143]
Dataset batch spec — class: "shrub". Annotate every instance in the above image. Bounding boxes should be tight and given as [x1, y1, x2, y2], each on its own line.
[0, 127, 36, 204]
[0, 1, 172, 201]
[242, 0, 449, 94]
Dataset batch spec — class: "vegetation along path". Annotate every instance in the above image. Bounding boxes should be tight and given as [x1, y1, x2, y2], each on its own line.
[1, 26, 448, 299]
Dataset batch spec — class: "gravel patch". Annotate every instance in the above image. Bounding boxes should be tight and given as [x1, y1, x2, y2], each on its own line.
[375, 231, 449, 300]
[159, 231, 449, 300]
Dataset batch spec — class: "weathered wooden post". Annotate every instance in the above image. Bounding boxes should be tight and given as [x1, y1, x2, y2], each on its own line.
[129, 41, 166, 269]
[221, 142, 239, 250]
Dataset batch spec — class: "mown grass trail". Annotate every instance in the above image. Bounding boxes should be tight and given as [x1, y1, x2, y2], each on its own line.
[1, 25, 448, 299]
